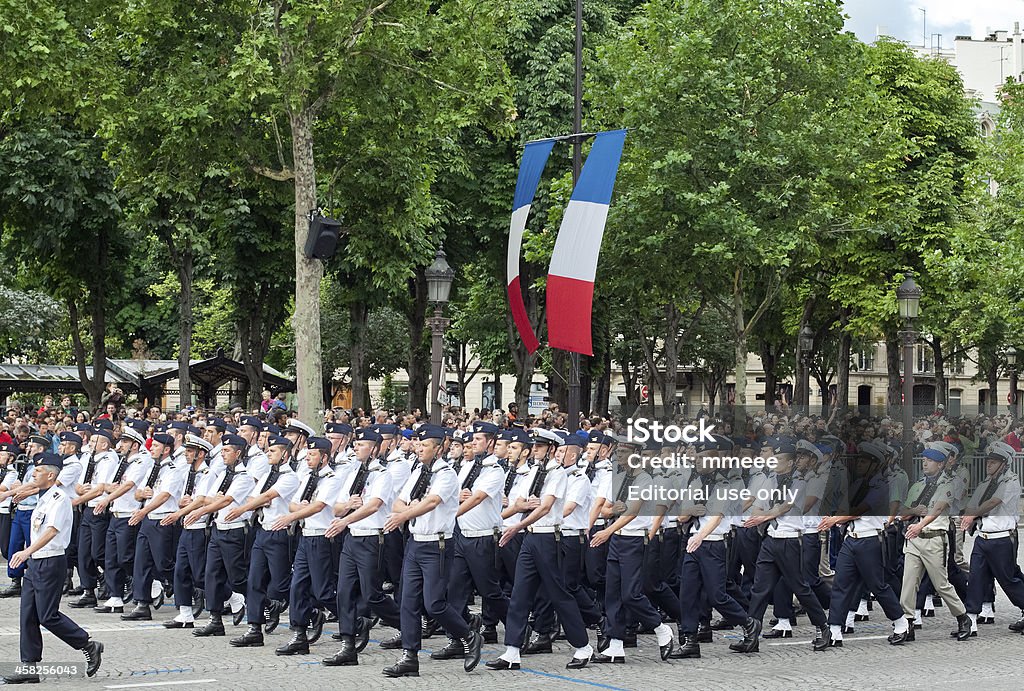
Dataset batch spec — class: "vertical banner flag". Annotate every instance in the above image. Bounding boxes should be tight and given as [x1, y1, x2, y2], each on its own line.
[546, 129, 627, 355]
[506, 140, 555, 354]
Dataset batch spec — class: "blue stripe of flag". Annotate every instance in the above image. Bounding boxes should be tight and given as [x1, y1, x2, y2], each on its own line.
[512, 140, 556, 211]
[570, 129, 627, 206]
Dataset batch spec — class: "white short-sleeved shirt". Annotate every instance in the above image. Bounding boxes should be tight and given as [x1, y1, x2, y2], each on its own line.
[0, 467, 16, 511]
[30, 485, 73, 558]
[57, 454, 84, 491]
[681, 473, 741, 537]
[84, 451, 118, 508]
[112, 453, 153, 514]
[400, 460, 459, 536]
[386, 456, 414, 501]
[149, 459, 190, 515]
[562, 468, 593, 531]
[849, 475, 889, 532]
[591, 461, 614, 503]
[252, 465, 301, 530]
[974, 472, 1022, 533]
[212, 467, 257, 527]
[756, 473, 806, 534]
[503, 465, 533, 528]
[182, 464, 214, 530]
[299, 467, 344, 532]
[350, 462, 393, 531]
[246, 447, 270, 484]
[745, 470, 773, 517]
[457, 458, 504, 532]
[207, 443, 224, 477]
[621, 470, 659, 531]
[531, 462, 568, 529]
[799, 468, 827, 530]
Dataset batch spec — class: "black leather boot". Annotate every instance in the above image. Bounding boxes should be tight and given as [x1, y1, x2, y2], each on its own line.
[193, 614, 225, 637]
[379, 633, 403, 649]
[70, 589, 96, 608]
[955, 614, 972, 641]
[729, 618, 761, 653]
[121, 603, 152, 621]
[696, 621, 713, 643]
[672, 634, 700, 659]
[429, 638, 466, 660]
[265, 599, 285, 634]
[812, 625, 832, 651]
[323, 635, 358, 666]
[0, 577, 22, 598]
[83, 639, 104, 677]
[230, 624, 265, 647]
[275, 628, 310, 655]
[382, 650, 419, 677]
[523, 631, 553, 654]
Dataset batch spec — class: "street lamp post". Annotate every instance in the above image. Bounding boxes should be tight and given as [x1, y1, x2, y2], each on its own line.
[798, 325, 814, 414]
[1008, 346, 1018, 420]
[425, 249, 454, 425]
[896, 274, 922, 476]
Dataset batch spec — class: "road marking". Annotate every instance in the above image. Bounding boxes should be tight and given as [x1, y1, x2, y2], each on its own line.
[104, 680, 216, 689]
[519, 668, 631, 690]
[767, 634, 891, 646]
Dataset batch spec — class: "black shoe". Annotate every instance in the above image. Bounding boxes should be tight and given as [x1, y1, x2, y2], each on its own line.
[670, 634, 700, 659]
[275, 629, 310, 655]
[812, 626, 832, 651]
[380, 633, 403, 649]
[934, 599, 944, 608]
[828, 639, 843, 648]
[762, 629, 793, 639]
[978, 616, 995, 625]
[710, 618, 735, 630]
[193, 616, 225, 637]
[660, 637, 675, 661]
[523, 632, 553, 654]
[67, 585, 84, 597]
[98, 586, 110, 601]
[904, 625, 916, 642]
[265, 599, 284, 634]
[307, 609, 326, 645]
[326, 611, 338, 623]
[854, 613, 869, 622]
[623, 630, 638, 648]
[153, 586, 165, 611]
[1009, 615, 1024, 633]
[162, 619, 195, 629]
[354, 616, 370, 653]
[0, 579, 22, 598]
[230, 625, 265, 647]
[429, 638, 466, 660]
[323, 636, 357, 666]
[955, 614, 973, 641]
[566, 653, 591, 670]
[485, 658, 521, 671]
[728, 618, 761, 654]
[192, 589, 205, 620]
[63, 571, 74, 595]
[382, 651, 419, 677]
[83, 639, 103, 677]
[950, 627, 978, 638]
[462, 630, 483, 673]
[696, 622, 713, 643]
[482, 624, 498, 644]
[231, 603, 246, 627]
[1, 673, 40, 683]
[592, 653, 625, 663]
[922, 609, 935, 618]
[93, 604, 124, 614]
[421, 618, 439, 639]
[69, 591, 96, 608]
[121, 604, 152, 621]
[913, 621, 923, 630]
[888, 630, 909, 645]
[841, 625, 855, 634]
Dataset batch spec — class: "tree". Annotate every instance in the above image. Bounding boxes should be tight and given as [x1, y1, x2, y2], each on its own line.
[0, 286, 64, 361]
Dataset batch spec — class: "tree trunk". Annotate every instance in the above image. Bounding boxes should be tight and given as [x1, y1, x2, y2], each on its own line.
[987, 363, 999, 416]
[732, 277, 748, 411]
[886, 329, 901, 416]
[290, 108, 324, 431]
[759, 340, 778, 412]
[931, 336, 946, 407]
[661, 303, 680, 418]
[176, 246, 194, 409]
[349, 301, 370, 411]
[406, 268, 429, 411]
[550, 350, 568, 412]
[513, 354, 535, 411]
[835, 308, 851, 412]
[594, 344, 610, 416]
[68, 298, 105, 410]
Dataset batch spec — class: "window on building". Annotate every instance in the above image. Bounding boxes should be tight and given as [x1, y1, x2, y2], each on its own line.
[948, 389, 962, 417]
[857, 347, 875, 371]
[916, 345, 934, 374]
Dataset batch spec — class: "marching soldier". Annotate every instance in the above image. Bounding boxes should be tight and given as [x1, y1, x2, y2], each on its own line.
[67, 429, 118, 609]
[322, 428, 401, 666]
[487, 428, 593, 672]
[2, 452, 103, 684]
[229, 434, 301, 646]
[585, 432, 615, 610]
[54, 430, 84, 595]
[188, 434, 255, 637]
[1, 435, 48, 598]
[497, 430, 532, 600]
[273, 437, 342, 655]
[162, 434, 215, 628]
[0, 443, 18, 565]
[381, 426, 483, 677]
[122, 431, 188, 620]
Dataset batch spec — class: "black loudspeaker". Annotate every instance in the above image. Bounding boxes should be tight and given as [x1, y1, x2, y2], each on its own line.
[303, 215, 343, 260]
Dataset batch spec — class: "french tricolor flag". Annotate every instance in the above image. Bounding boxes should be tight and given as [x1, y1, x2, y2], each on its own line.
[546, 129, 626, 355]
[505, 139, 554, 354]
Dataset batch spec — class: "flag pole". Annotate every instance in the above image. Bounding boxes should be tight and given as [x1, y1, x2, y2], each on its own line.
[567, 0, 584, 433]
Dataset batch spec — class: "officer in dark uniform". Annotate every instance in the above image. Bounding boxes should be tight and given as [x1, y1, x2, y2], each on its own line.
[188, 434, 255, 637]
[2, 452, 104, 684]
[381, 426, 483, 677]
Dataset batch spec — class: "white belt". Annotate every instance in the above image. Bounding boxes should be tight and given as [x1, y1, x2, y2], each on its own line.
[113, 511, 134, 519]
[527, 525, 559, 534]
[616, 529, 649, 538]
[0, 507, 10, 514]
[848, 529, 879, 539]
[460, 528, 498, 538]
[559, 528, 583, 537]
[16, 505, 36, 512]
[412, 533, 453, 542]
[350, 528, 384, 537]
[303, 528, 328, 537]
[217, 522, 247, 531]
[701, 534, 726, 542]
[185, 522, 208, 531]
[593, 519, 606, 527]
[148, 513, 172, 520]
[768, 530, 802, 539]
[978, 531, 1012, 540]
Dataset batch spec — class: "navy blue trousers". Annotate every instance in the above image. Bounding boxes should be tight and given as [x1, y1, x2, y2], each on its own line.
[642, 532, 682, 621]
[205, 527, 248, 616]
[288, 535, 337, 628]
[246, 526, 291, 624]
[497, 531, 523, 599]
[503, 532, 589, 648]
[732, 526, 762, 602]
[965, 536, 1024, 613]
[132, 519, 172, 603]
[447, 532, 508, 630]
[337, 534, 401, 635]
[585, 524, 609, 609]
[747, 536, 827, 627]
[774, 532, 831, 617]
[400, 538, 470, 651]
[827, 536, 904, 626]
[104, 516, 137, 600]
[532, 533, 604, 632]
[78, 510, 108, 590]
[679, 540, 747, 634]
[8, 510, 32, 578]
[0, 511, 12, 560]
[173, 528, 207, 608]
[20, 555, 89, 663]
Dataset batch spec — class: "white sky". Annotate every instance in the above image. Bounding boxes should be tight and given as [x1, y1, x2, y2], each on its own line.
[844, 0, 1024, 48]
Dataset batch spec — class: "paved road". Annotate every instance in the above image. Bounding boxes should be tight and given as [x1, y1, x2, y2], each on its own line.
[2, 539, 1023, 689]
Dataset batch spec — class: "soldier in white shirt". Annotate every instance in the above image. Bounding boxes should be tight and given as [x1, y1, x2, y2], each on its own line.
[585, 431, 615, 609]
[496, 430, 533, 605]
[0, 443, 18, 565]
[227, 434, 301, 647]
[3, 453, 103, 684]
[382, 426, 482, 678]
[272, 436, 342, 655]
[322, 428, 401, 667]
